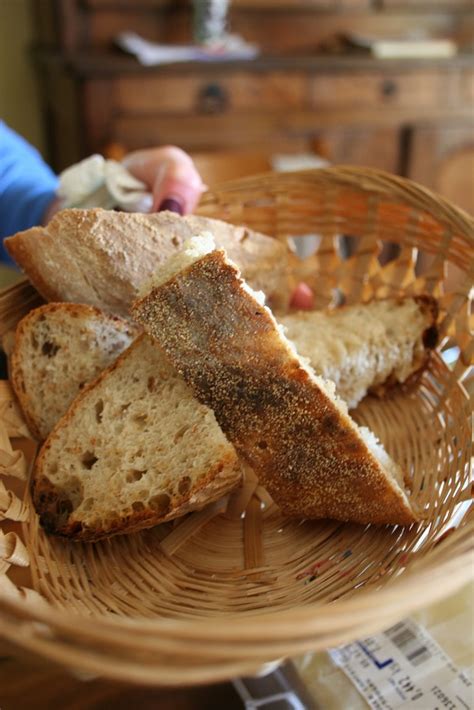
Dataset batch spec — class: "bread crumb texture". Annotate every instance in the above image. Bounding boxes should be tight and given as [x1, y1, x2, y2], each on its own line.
[11, 303, 137, 440]
[32, 335, 241, 541]
[281, 296, 437, 408]
[133, 248, 420, 527]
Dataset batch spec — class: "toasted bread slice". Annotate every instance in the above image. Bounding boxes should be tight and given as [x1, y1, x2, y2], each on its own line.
[281, 296, 438, 409]
[10, 297, 437, 446]
[32, 334, 241, 541]
[10, 303, 137, 440]
[132, 235, 421, 526]
[5, 208, 293, 316]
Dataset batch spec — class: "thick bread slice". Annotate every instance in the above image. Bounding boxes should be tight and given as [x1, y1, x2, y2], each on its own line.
[11, 303, 137, 440]
[132, 236, 421, 527]
[32, 334, 241, 542]
[10, 297, 436, 447]
[281, 296, 438, 409]
[5, 208, 293, 316]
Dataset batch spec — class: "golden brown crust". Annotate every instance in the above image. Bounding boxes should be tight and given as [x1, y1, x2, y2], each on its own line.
[4, 226, 61, 303]
[32, 453, 240, 542]
[31, 334, 242, 542]
[10, 303, 137, 441]
[5, 208, 294, 315]
[132, 251, 419, 527]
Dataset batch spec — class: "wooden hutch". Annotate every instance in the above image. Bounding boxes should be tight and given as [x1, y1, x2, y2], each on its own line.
[32, 0, 473, 209]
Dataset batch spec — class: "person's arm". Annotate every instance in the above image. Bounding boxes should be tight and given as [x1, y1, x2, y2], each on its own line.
[0, 126, 314, 306]
[0, 122, 58, 264]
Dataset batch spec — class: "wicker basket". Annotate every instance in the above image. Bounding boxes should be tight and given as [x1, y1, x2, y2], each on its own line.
[0, 167, 472, 686]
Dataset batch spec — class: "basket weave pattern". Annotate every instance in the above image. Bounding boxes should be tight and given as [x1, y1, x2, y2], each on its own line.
[0, 167, 472, 685]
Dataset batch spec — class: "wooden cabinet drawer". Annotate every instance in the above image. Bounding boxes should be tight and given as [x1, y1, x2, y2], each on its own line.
[115, 72, 307, 115]
[314, 126, 400, 173]
[309, 71, 460, 110]
[113, 113, 312, 153]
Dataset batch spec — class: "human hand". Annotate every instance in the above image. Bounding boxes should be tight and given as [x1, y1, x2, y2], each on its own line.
[122, 146, 206, 215]
[116, 146, 315, 309]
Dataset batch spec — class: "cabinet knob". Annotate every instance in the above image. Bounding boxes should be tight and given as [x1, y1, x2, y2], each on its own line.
[197, 83, 229, 113]
[381, 78, 398, 98]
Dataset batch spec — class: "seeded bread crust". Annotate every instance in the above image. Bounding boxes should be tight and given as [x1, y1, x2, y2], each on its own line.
[132, 250, 420, 527]
[31, 334, 242, 542]
[5, 208, 294, 316]
[10, 303, 138, 441]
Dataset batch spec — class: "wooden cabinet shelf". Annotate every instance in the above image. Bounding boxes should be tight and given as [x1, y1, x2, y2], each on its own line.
[34, 1, 474, 212]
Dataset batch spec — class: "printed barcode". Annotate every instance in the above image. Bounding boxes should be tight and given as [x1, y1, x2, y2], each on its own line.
[407, 645, 431, 666]
[385, 623, 433, 667]
[387, 626, 418, 650]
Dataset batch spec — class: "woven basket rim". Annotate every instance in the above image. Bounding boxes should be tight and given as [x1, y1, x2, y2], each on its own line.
[200, 165, 474, 243]
[1, 513, 472, 639]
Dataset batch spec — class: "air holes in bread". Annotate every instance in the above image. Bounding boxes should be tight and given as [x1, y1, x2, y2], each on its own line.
[132, 501, 145, 512]
[126, 469, 146, 483]
[95, 399, 104, 423]
[178, 476, 191, 495]
[132, 413, 148, 428]
[42, 341, 60, 357]
[257, 440, 268, 449]
[149, 493, 171, 515]
[81, 451, 98, 470]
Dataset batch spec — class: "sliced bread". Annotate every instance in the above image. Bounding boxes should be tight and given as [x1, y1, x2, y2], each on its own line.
[10, 303, 137, 440]
[5, 208, 294, 316]
[10, 296, 437, 447]
[132, 235, 421, 527]
[281, 296, 438, 409]
[32, 334, 241, 541]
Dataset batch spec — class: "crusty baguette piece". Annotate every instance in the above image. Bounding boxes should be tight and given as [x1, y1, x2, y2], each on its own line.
[5, 208, 293, 316]
[281, 296, 438, 409]
[10, 297, 437, 447]
[132, 236, 421, 526]
[10, 303, 137, 440]
[32, 334, 241, 541]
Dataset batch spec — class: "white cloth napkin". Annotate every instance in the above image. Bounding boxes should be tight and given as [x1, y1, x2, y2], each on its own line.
[57, 154, 153, 212]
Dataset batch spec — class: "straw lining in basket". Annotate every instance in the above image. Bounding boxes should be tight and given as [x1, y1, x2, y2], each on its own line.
[0, 167, 472, 685]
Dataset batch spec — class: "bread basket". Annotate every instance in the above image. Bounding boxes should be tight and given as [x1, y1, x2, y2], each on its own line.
[0, 167, 472, 686]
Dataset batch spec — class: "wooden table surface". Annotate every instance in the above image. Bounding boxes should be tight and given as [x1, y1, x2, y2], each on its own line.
[0, 651, 242, 710]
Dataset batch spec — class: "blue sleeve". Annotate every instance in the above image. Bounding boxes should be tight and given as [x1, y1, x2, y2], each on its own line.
[0, 121, 58, 265]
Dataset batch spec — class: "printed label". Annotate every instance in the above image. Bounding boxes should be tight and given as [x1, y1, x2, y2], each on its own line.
[329, 618, 473, 709]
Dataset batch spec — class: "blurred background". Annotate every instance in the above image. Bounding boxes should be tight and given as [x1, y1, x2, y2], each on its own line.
[0, 0, 472, 211]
